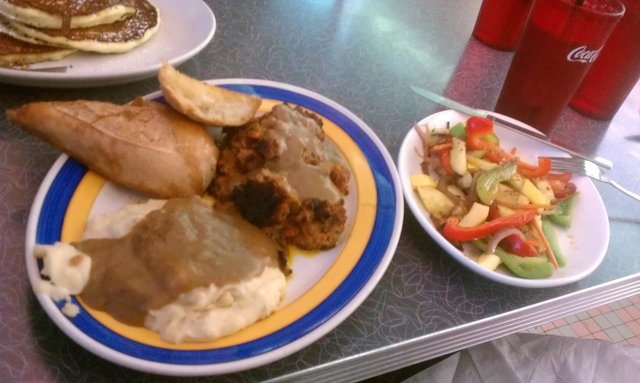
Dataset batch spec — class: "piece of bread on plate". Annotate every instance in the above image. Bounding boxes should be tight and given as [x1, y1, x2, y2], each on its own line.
[6, 98, 218, 198]
[158, 62, 262, 127]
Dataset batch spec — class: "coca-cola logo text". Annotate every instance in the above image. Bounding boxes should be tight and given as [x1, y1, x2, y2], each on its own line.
[567, 46, 602, 63]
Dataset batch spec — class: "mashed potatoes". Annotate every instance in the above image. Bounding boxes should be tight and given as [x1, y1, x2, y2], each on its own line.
[33, 242, 91, 317]
[146, 266, 285, 343]
[35, 198, 287, 343]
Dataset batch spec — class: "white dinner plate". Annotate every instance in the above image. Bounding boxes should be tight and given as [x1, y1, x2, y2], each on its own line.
[25, 80, 404, 375]
[398, 109, 609, 288]
[0, 0, 215, 87]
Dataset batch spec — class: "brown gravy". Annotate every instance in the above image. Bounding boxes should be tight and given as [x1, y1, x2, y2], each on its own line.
[263, 104, 349, 203]
[75, 198, 282, 326]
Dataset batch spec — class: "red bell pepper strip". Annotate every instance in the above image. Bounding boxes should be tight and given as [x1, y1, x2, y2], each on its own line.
[486, 205, 538, 257]
[487, 204, 501, 221]
[547, 172, 577, 199]
[465, 117, 494, 151]
[466, 117, 515, 163]
[517, 157, 551, 178]
[439, 150, 455, 175]
[442, 210, 537, 242]
[500, 234, 539, 257]
[547, 172, 572, 183]
[483, 149, 500, 163]
[430, 141, 453, 153]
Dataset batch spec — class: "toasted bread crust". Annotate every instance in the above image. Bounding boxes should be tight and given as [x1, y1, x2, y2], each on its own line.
[158, 63, 262, 127]
[6, 99, 218, 198]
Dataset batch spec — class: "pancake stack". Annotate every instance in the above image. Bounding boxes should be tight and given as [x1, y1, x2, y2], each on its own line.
[0, 0, 160, 67]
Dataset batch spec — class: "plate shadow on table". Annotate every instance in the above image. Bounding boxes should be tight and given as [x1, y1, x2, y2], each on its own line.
[26, 296, 196, 382]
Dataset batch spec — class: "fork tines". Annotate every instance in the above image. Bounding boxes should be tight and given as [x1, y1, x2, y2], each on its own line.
[548, 157, 589, 173]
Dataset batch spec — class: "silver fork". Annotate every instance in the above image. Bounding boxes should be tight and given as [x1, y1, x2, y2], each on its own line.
[548, 157, 640, 202]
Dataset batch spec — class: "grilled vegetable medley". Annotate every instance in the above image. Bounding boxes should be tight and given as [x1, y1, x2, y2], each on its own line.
[411, 116, 577, 279]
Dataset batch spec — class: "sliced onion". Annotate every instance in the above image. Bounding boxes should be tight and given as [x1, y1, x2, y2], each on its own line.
[413, 123, 430, 158]
[436, 174, 452, 193]
[486, 227, 526, 254]
[464, 171, 481, 207]
[457, 172, 473, 190]
[421, 156, 440, 183]
[438, 175, 467, 205]
[461, 242, 482, 261]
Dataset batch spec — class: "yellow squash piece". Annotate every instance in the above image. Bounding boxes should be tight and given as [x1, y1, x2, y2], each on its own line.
[415, 185, 455, 224]
[447, 184, 466, 199]
[533, 178, 555, 202]
[466, 155, 497, 171]
[520, 179, 550, 205]
[477, 253, 501, 271]
[410, 174, 437, 189]
[495, 204, 516, 217]
[508, 174, 550, 205]
[495, 184, 530, 206]
[459, 202, 490, 228]
[450, 137, 467, 176]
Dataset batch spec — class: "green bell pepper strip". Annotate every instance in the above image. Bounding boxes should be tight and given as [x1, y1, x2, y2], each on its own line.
[541, 217, 567, 268]
[475, 161, 517, 205]
[467, 149, 487, 158]
[480, 132, 500, 146]
[474, 240, 555, 279]
[450, 123, 466, 137]
[548, 194, 577, 228]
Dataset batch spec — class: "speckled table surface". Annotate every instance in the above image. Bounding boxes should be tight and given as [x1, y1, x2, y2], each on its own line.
[1, 0, 640, 382]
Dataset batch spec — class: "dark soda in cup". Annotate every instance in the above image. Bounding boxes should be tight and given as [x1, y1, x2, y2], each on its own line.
[570, 0, 640, 120]
[494, 0, 625, 133]
[472, 0, 535, 51]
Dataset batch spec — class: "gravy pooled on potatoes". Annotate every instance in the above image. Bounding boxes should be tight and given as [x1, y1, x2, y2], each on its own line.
[74, 198, 284, 326]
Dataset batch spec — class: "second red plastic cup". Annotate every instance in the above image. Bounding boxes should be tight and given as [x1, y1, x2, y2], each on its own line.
[494, 0, 625, 133]
[570, 0, 640, 120]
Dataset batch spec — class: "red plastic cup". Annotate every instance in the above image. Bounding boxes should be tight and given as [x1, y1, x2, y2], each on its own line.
[494, 0, 625, 133]
[472, 0, 535, 51]
[570, 0, 640, 120]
